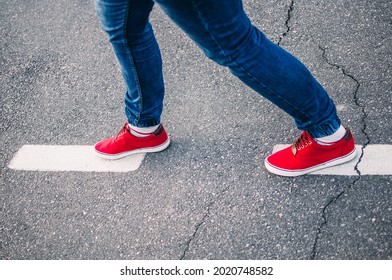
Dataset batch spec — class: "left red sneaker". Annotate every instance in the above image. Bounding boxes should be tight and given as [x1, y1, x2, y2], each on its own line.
[94, 123, 170, 160]
[264, 128, 357, 176]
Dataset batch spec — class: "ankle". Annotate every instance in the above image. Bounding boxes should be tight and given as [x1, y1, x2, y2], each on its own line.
[129, 124, 160, 137]
[314, 125, 346, 145]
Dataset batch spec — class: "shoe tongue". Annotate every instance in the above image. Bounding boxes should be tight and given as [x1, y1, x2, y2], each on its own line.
[291, 144, 298, 156]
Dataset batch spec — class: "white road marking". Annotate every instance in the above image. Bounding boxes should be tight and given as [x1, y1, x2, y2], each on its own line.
[8, 145, 145, 172]
[272, 144, 392, 175]
[8, 144, 392, 175]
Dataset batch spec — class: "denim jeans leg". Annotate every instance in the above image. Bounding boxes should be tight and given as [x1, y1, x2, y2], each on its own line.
[155, 0, 341, 138]
[96, 0, 164, 127]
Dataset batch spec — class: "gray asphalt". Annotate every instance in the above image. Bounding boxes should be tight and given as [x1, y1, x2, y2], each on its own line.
[1, 0, 391, 260]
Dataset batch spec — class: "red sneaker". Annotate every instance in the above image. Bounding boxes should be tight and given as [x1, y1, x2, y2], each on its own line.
[94, 124, 170, 159]
[264, 128, 357, 176]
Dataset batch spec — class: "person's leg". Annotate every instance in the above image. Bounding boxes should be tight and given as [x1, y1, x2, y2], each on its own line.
[96, 0, 164, 127]
[154, 0, 355, 175]
[155, 0, 338, 137]
[94, 0, 169, 159]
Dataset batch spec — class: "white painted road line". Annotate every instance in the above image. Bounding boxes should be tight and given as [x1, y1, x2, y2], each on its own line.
[8, 144, 392, 175]
[272, 144, 392, 175]
[8, 145, 145, 172]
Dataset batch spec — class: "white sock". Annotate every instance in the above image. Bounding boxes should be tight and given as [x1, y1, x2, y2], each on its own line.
[129, 124, 160, 137]
[315, 125, 346, 145]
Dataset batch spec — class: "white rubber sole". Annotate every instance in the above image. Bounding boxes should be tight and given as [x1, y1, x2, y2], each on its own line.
[264, 147, 358, 177]
[94, 138, 171, 160]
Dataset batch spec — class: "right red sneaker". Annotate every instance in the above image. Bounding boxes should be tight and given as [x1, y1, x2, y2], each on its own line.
[264, 127, 357, 176]
[94, 124, 170, 159]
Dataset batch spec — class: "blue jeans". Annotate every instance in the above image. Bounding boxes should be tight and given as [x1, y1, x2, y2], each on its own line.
[95, 0, 341, 138]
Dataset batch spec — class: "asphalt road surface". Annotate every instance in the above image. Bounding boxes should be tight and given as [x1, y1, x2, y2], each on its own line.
[1, 0, 391, 259]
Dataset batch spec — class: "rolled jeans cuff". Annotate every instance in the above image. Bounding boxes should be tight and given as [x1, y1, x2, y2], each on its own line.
[306, 117, 341, 139]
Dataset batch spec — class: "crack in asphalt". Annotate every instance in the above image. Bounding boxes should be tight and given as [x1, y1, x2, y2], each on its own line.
[180, 2, 373, 260]
[179, 209, 210, 260]
[277, 0, 295, 46]
[179, 185, 231, 260]
[310, 46, 371, 259]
